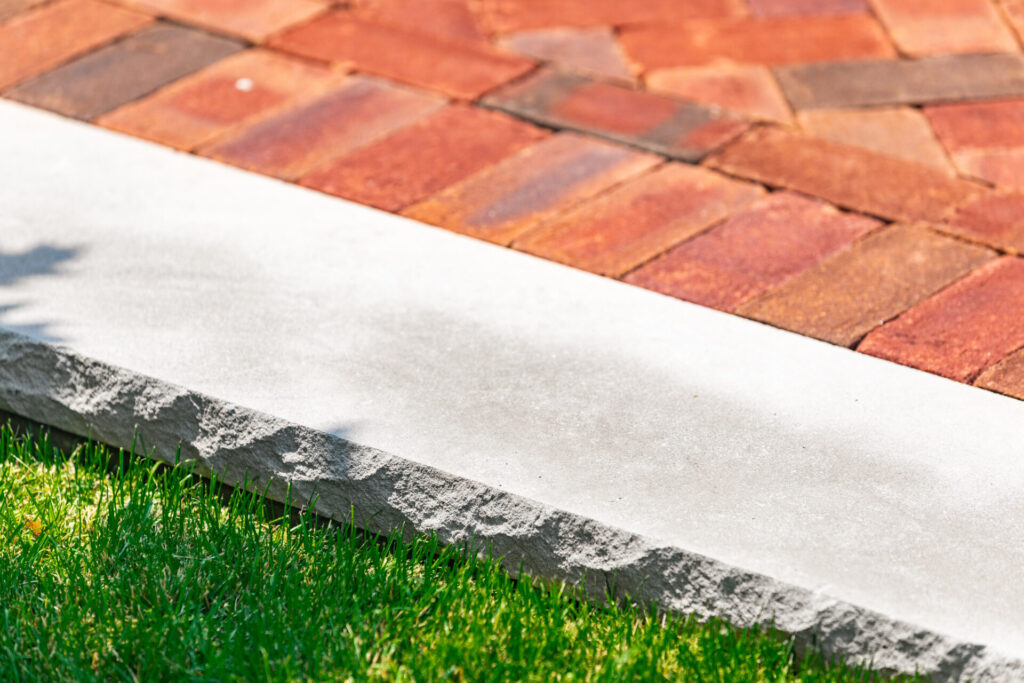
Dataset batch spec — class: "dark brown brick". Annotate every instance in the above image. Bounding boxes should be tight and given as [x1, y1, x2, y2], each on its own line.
[6, 23, 243, 120]
[774, 54, 1024, 110]
[483, 67, 748, 161]
[738, 224, 995, 347]
[705, 127, 985, 223]
[858, 256, 1024, 382]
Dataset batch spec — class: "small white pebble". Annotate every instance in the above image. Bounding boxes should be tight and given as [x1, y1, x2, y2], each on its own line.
[234, 78, 254, 92]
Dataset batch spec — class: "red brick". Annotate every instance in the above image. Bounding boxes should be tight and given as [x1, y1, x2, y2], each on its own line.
[117, 0, 326, 42]
[619, 15, 895, 71]
[747, 0, 867, 15]
[299, 105, 547, 212]
[269, 12, 535, 100]
[797, 107, 954, 173]
[947, 193, 1024, 253]
[645, 64, 792, 123]
[477, 0, 746, 33]
[871, 0, 1017, 56]
[350, 0, 485, 42]
[0, 0, 151, 90]
[737, 224, 995, 347]
[499, 28, 634, 80]
[484, 68, 748, 161]
[858, 257, 1024, 382]
[97, 50, 341, 151]
[401, 133, 660, 244]
[706, 127, 985, 223]
[7, 23, 243, 120]
[200, 76, 445, 180]
[955, 149, 1024, 190]
[924, 99, 1024, 152]
[513, 164, 763, 277]
[975, 347, 1024, 399]
[623, 192, 878, 310]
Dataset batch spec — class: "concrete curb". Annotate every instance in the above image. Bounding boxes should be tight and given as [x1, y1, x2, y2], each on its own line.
[1, 328, 1018, 681]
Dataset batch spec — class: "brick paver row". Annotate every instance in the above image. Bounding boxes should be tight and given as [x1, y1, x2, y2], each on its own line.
[3, 0, 1024, 402]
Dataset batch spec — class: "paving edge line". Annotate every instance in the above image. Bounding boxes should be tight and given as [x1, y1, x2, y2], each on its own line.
[1, 327, 1019, 681]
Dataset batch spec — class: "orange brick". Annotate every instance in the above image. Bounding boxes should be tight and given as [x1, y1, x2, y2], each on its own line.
[955, 149, 1024, 190]
[116, 0, 326, 42]
[300, 105, 547, 212]
[797, 107, 954, 173]
[200, 76, 444, 180]
[738, 224, 994, 346]
[975, 347, 1024, 399]
[858, 257, 1024, 382]
[477, 0, 746, 33]
[270, 12, 535, 99]
[0, 0, 46, 23]
[947, 193, 1024, 253]
[646, 63, 792, 123]
[623, 192, 878, 310]
[499, 28, 634, 80]
[1003, 0, 1024, 43]
[748, 0, 867, 15]
[619, 15, 894, 70]
[97, 50, 340, 151]
[513, 164, 763, 277]
[351, 0, 486, 42]
[925, 99, 1024, 152]
[870, 0, 1017, 56]
[0, 0, 151, 90]
[706, 127, 984, 223]
[402, 133, 660, 244]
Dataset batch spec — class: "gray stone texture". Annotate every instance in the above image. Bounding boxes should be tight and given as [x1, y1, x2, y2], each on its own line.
[1, 100, 1024, 679]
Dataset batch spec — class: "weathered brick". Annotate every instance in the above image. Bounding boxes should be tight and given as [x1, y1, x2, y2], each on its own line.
[401, 133, 660, 244]
[858, 257, 1024, 382]
[97, 50, 341, 151]
[623, 192, 878, 310]
[499, 28, 633, 80]
[775, 54, 1024, 110]
[351, 0, 485, 42]
[747, 0, 867, 15]
[870, 0, 1017, 56]
[0, 0, 46, 23]
[646, 64, 792, 123]
[797, 107, 954, 172]
[705, 127, 984, 223]
[738, 224, 994, 347]
[6, 23, 242, 120]
[619, 15, 894, 71]
[975, 347, 1024, 400]
[117, 0, 326, 42]
[0, 0, 151, 91]
[1002, 0, 1024, 43]
[483, 68, 748, 161]
[200, 75, 444, 180]
[954, 149, 1024, 190]
[946, 193, 1024, 253]
[476, 0, 746, 33]
[513, 164, 763, 277]
[924, 99, 1024, 152]
[300, 105, 547, 212]
[269, 12, 535, 99]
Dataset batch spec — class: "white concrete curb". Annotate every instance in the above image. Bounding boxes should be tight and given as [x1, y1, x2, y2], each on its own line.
[1, 100, 1022, 679]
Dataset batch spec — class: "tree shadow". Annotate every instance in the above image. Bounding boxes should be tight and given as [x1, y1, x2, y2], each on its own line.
[0, 244, 81, 343]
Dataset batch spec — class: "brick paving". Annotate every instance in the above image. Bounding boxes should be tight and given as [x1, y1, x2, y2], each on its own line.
[2, 0, 1024, 400]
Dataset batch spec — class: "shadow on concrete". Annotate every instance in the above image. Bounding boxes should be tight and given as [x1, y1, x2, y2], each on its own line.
[0, 244, 81, 343]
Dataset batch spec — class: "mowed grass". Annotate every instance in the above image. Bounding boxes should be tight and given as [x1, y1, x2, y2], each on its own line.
[0, 424, 922, 682]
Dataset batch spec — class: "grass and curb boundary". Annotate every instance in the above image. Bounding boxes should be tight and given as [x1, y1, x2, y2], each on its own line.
[0, 417, 923, 681]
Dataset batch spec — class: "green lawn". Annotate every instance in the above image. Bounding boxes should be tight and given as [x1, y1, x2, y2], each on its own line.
[0, 423, 922, 682]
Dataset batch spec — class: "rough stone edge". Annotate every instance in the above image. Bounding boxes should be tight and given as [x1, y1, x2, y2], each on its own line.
[0, 328, 1019, 682]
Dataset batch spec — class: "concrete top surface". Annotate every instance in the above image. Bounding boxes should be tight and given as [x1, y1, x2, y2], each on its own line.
[1, 100, 1023, 664]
